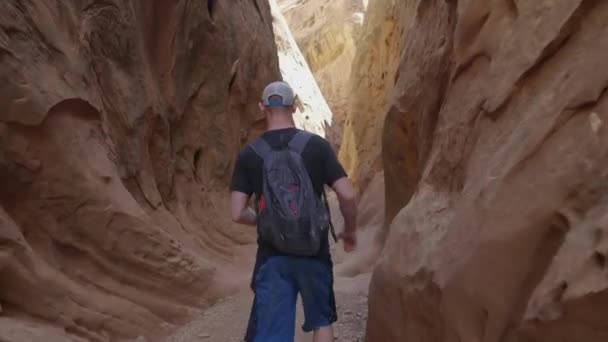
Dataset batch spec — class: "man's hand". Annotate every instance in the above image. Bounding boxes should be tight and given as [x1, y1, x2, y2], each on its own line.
[338, 230, 357, 253]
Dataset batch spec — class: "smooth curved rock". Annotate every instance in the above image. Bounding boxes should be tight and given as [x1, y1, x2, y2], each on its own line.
[0, 1, 279, 341]
[368, 1, 608, 341]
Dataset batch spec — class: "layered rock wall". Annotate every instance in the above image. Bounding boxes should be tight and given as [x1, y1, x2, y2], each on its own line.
[0, 1, 279, 341]
[367, 1, 608, 341]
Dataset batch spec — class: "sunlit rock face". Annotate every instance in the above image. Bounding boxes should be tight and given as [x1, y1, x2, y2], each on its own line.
[270, 0, 333, 139]
[278, 0, 367, 149]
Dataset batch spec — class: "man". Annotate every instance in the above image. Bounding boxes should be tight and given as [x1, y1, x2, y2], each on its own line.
[230, 81, 357, 342]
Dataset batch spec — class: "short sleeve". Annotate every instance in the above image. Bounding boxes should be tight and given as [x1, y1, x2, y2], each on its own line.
[229, 149, 253, 195]
[320, 139, 348, 186]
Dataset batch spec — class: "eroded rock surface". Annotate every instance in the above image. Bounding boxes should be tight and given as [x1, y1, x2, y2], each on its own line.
[278, 0, 367, 149]
[0, 1, 279, 341]
[368, 1, 608, 341]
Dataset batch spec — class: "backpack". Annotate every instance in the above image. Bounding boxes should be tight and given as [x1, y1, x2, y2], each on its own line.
[249, 130, 336, 256]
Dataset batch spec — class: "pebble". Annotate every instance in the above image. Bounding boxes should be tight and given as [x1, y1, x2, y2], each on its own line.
[590, 112, 602, 133]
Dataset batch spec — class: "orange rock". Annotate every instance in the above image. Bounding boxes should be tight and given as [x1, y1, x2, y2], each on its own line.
[0, 1, 279, 341]
[368, 1, 608, 341]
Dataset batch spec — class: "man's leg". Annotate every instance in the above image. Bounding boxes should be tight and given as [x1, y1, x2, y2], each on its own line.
[250, 256, 298, 342]
[296, 258, 337, 342]
[312, 325, 334, 342]
[244, 298, 257, 342]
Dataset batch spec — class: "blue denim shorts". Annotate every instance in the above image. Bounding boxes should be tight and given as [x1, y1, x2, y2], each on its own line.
[244, 255, 337, 342]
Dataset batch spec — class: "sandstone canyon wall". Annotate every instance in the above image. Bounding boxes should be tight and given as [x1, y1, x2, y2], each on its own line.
[367, 1, 608, 342]
[0, 1, 280, 341]
[278, 0, 367, 149]
[339, 0, 408, 196]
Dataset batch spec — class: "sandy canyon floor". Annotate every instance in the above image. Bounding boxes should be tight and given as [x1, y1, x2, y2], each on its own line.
[167, 272, 371, 342]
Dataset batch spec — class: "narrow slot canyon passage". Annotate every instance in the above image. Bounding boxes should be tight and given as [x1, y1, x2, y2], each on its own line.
[172, 1, 377, 340]
[2, 1, 608, 342]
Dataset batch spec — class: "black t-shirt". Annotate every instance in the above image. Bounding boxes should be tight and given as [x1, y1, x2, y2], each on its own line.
[230, 127, 347, 258]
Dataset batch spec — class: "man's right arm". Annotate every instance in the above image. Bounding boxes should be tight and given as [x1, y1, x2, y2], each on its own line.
[229, 149, 256, 226]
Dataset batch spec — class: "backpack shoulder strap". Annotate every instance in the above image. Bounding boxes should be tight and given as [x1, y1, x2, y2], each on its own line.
[249, 137, 273, 160]
[288, 130, 313, 154]
[322, 189, 338, 242]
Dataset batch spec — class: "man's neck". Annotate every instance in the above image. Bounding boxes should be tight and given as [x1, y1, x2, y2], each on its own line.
[266, 120, 296, 131]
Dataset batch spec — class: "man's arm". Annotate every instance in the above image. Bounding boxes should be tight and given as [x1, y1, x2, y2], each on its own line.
[229, 149, 257, 226]
[331, 177, 357, 234]
[318, 136, 357, 251]
[230, 191, 257, 226]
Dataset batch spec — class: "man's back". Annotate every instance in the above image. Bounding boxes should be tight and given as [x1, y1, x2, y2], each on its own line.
[230, 127, 347, 257]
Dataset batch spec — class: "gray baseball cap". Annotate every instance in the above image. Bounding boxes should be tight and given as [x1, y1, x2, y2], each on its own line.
[261, 81, 296, 106]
